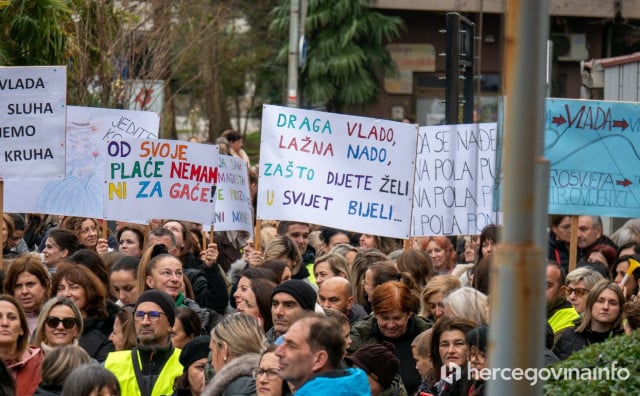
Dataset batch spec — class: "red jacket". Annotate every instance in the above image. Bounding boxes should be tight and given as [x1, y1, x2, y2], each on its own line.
[6, 346, 43, 396]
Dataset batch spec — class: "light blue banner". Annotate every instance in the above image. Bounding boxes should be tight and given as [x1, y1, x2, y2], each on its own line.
[545, 98, 640, 216]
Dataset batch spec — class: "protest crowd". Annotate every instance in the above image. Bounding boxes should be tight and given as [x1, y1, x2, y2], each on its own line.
[3, 177, 640, 396]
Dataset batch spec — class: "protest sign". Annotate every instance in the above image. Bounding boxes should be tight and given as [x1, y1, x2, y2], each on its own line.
[0, 66, 66, 180]
[214, 155, 253, 234]
[257, 105, 418, 239]
[545, 98, 640, 217]
[412, 123, 501, 236]
[104, 138, 219, 225]
[4, 106, 159, 217]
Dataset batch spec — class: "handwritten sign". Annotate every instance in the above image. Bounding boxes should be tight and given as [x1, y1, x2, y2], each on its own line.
[0, 66, 66, 180]
[103, 138, 219, 225]
[545, 98, 640, 217]
[412, 123, 501, 236]
[257, 105, 417, 239]
[213, 155, 253, 234]
[4, 106, 159, 217]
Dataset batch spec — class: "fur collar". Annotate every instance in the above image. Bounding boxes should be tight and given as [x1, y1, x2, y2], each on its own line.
[202, 353, 260, 396]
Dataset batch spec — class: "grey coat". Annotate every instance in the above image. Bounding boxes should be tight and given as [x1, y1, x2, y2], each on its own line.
[202, 353, 259, 396]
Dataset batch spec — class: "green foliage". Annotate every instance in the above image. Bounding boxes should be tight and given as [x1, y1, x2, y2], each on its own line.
[270, 0, 403, 112]
[0, 0, 71, 65]
[544, 331, 640, 395]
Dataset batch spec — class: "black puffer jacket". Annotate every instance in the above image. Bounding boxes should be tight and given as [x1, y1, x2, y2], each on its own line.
[552, 321, 623, 360]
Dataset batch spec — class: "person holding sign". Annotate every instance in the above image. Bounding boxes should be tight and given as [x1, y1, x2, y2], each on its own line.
[613, 255, 640, 299]
[61, 217, 110, 253]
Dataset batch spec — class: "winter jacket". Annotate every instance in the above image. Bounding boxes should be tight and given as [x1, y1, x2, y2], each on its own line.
[6, 346, 44, 396]
[349, 314, 431, 395]
[183, 253, 229, 315]
[295, 368, 370, 396]
[202, 353, 260, 396]
[34, 383, 62, 396]
[79, 301, 118, 362]
[548, 232, 570, 272]
[553, 322, 623, 360]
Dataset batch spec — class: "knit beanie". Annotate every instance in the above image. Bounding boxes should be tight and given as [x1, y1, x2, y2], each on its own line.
[271, 279, 317, 311]
[345, 341, 399, 390]
[135, 290, 176, 326]
[179, 335, 211, 368]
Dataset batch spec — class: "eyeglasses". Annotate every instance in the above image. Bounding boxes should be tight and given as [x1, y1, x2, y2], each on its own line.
[561, 286, 589, 298]
[252, 368, 281, 381]
[133, 310, 166, 322]
[46, 316, 78, 329]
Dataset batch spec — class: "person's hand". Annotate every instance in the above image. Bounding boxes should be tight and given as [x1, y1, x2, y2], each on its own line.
[200, 242, 219, 267]
[96, 238, 109, 254]
[244, 250, 263, 268]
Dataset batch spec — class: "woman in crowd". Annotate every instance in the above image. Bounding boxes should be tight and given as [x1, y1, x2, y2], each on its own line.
[173, 335, 211, 396]
[52, 263, 117, 362]
[442, 287, 489, 325]
[563, 267, 605, 315]
[466, 325, 488, 396]
[396, 249, 434, 289]
[351, 248, 389, 309]
[583, 244, 617, 277]
[236, 278, 276, 332]
[553, 280, 625, 360]
[612, 254, 640, 299]
[358, 234, 401, 255]
[35, 345, 92, 396]
[108, 305, 136, 351]
[3, 253, 50, 335]
[363, 262, 416, 305]
[429, 317, 476, 396]
[318, 227, 351, 256]
[0, 295, 44, 395]
[330, 243, 359, 266]
[412, 329, 435, 394]
[203, 313, 267, 396]
[33, 297, 83, 355]
[232, 268, 278, 308]
[138, 250, 219, 334]
[116, 224, 147, 258]
[548, 215, 571, 270]
[255, 345, 285, 396]
[349, 281, 430, 395]
[313, 253, 350, 288]
[60, 364, 120, 396]
[2, 214, 14, 259]
[162, 220, 229, 315]
[477, 225, 497, 264]
[61, 217, 106, 252]
[420, 275, 462, 324]
[263, 236, 303, 281]
[261, 259, 292, 284]
[421, 236, 456, 275]
[42, 229, 80, 274]
[110, 255, 140, 306]
[172, 307, 202, 349]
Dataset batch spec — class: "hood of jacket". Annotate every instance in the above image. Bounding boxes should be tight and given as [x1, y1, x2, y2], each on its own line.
[202, 352, 260, 396]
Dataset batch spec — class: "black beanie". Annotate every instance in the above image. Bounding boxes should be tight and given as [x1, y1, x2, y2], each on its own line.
[179, 335, 211, 368]
[135, 290, 176, 326]
[271, 279, 317, 311]
[346, 342, 399, 389]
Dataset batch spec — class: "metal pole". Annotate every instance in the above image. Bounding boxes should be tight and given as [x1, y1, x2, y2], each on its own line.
[287, 0, 300, 108]
[488, 0, 548, 395]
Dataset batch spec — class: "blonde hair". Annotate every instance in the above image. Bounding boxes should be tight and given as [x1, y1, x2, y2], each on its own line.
[420, 275, 461, 318]
[210, 313, 267, 358]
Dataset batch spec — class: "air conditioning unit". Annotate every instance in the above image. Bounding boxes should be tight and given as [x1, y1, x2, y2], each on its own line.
[552, 33, 589, 62]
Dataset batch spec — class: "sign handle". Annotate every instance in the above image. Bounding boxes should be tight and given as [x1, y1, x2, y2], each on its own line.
[568, 215, 579, 272]
[254, 219, 262, 251]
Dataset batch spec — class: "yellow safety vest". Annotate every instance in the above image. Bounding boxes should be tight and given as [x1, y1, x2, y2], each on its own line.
[548, 307, 580, 333]
[105, 348, 183, 396]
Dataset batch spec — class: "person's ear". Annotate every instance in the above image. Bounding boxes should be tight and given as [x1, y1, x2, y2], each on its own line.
[347, 296, 354, 310]
[145, 276, 154, 289]
[311, 350, 328, 372]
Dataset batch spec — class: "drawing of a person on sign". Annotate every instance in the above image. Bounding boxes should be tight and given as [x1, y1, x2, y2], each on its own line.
[37, 122, 102, 214]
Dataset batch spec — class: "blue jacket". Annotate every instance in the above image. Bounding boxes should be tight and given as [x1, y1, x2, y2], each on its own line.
[295, 368, 371, 396]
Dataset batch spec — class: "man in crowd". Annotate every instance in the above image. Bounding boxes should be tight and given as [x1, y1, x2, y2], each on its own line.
[546, 262, 579, 338]
[278, 221, 316, 283]
[577, 215, 617, 261]
[275, 313, 370, 395]
[105, 290, 183, 395]
[267, 279, 317, 343]
[317, 277, 366, 323]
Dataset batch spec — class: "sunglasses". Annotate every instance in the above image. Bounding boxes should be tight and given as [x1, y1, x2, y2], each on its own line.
[561, 286, 589, 298]
[46, 316, 78, 329]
